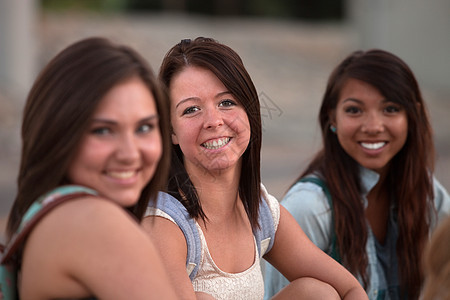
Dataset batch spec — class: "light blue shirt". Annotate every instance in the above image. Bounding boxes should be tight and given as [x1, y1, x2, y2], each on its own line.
[263, 167, 450, 300]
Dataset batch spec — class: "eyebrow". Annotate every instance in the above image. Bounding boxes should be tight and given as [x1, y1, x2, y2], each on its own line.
[342, 98, 363, 104]
[342, 97, 390, 104]
[175, 91, 233, 109]
[91, 115, 159, 125]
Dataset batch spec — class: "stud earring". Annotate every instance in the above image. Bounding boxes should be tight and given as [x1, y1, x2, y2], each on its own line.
[330, 125, 337, 133]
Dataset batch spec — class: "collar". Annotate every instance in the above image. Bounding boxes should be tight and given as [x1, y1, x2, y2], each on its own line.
[359, 165, 380, 208]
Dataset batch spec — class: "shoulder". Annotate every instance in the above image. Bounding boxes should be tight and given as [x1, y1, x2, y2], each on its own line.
[260, 183, 280, 227]
[143, 192, 193, 273]
[28, 195, 142, 249]
[281, 179, 331, 217]
[20, 195, 149, 295]
[431, 176, 450, 222]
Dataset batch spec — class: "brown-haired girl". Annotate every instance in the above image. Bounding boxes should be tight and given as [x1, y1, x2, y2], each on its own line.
[264, 49, 450, 300]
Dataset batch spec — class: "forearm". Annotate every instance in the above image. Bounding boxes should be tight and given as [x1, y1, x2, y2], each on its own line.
[342, 286, 369, 300]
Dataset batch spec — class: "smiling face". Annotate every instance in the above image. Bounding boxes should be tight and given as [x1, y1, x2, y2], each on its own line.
[67, 76, 162, 207]
[169, 66, 251, 176]
[332, 78, 408, 175]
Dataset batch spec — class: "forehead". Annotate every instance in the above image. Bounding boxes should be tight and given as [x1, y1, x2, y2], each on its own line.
[169, 66, 228, 102]
[338, 78, 385, 103]
[93, 77, 157, 117]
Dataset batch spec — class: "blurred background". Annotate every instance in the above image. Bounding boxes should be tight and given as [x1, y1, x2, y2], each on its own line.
[1, 0, 449, 240]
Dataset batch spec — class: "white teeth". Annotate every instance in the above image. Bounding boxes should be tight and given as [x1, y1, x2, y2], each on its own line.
[361, 142, 386, 150]
[202, 138, 230, 149]
[108, 171, 135, 179]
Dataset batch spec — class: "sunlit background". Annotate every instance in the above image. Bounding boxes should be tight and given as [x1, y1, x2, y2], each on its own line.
[1, 0, 449, 239]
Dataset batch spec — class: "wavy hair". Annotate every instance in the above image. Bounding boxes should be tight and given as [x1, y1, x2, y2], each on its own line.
[159, 37, 262, 229]
[7, 37, 171, 239]
[299, 49, 435, 298]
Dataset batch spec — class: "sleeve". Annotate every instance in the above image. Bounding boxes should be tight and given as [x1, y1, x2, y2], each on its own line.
[280, 181, 333, 252]
[431, 176, 450, 228]
[261, 183, 280, 231]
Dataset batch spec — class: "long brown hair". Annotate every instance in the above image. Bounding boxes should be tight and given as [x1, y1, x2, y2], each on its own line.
[7, 37, 171, 239]
[159, 37, 262, 229]
[299, 49, 434, 298]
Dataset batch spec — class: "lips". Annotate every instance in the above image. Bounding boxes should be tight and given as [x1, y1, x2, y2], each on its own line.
[360, 142, 386, 150]
[201, 137, 231, 150]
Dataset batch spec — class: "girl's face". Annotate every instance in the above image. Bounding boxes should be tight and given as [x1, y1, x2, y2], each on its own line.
[67, 77, 162, 207]
[332, 78, 408, 175]
[169, 66, 250, 176]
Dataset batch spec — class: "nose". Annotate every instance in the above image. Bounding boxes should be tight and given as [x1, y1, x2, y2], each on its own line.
[203, 108, 223, 129]
[362, 112, 384, 134]
[116, 133, 140, 163]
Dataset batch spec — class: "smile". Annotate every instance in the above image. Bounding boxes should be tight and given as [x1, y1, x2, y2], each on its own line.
[202, 137, 231, 150]
[107, 170, 137, 179]
[360, 142, 386, 150]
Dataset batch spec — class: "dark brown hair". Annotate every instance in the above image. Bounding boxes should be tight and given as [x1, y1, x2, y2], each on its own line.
[299, 49, 435, 298]
[7, 37, 171, 239]
[159, 37, 262, 229]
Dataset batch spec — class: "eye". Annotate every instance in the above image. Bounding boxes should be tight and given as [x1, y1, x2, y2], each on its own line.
[91, 127, 111, 136]
[182, 106, 200, 115]
[137, 123, 156, 134]
[384, 104, 401, 114]
[344, 106, 361, 114]
[219, 99, 237, 108]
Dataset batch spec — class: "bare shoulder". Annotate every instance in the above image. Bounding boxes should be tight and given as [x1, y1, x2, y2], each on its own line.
[20, 196, 149, 298]
[141, 215, 195, 298]
[141, 215, 187, 251]
[23, 195, 146, 265]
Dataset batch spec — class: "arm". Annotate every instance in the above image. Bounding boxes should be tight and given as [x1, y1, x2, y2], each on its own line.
[142, 215, 203, 300]
[264, 205, 367, 299]
[21, 197, 177, 299]
[263, 182, 334, 299]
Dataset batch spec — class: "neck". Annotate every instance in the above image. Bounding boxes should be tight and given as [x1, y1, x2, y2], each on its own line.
[186, 161, 242, 220]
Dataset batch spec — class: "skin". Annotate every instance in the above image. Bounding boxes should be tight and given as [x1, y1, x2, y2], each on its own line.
[19, 77, 177, 299]
[330, 78, 408, 242]
[170, 66, 251, 177]
[331, 78, 408, 176]
[67, 77, 163, 207]
[143, 67, 368, 300]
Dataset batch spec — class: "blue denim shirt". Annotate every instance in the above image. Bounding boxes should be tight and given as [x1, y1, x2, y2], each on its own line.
[263, 167, 450, 300]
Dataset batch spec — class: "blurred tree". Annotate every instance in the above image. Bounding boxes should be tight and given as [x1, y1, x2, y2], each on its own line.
[41, 0, 127, 12]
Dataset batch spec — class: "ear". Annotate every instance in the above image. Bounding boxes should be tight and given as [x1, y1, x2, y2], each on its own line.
[415, 101, 422, 112]
[328, 109, 337, 127]
[171, 132, 179, 145]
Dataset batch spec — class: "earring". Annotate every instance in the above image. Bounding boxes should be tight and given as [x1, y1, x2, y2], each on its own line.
[330, 125, 337, 133]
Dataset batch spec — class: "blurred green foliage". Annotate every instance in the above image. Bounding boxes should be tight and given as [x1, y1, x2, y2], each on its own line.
[40, 0, 127, 12]
[40, 0, 345, 20]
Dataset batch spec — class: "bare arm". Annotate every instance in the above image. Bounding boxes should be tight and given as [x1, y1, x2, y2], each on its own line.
[142, 215, 213, 300]
[264, 206, 368, 300]
[21, 197, 178, 299]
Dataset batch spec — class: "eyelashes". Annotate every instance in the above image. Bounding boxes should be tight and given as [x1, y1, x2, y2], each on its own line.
[181, 99, 238, 116]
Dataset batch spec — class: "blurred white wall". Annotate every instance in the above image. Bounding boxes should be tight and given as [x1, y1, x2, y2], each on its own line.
[0, 0, 38, 100]
[348, 0, 450, 93]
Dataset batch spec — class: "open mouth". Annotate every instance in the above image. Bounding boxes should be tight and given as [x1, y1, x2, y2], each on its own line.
[202, 137, 231, 150]
[360, 142, 386, 150]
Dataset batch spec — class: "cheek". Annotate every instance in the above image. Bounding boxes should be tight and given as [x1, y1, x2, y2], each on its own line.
[66, 147, 99, 184]
[143, 135, 163, 164]
[393, 117, 409, 145]
[229, 112, 250, 135]
[172, 119, 201, 145]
